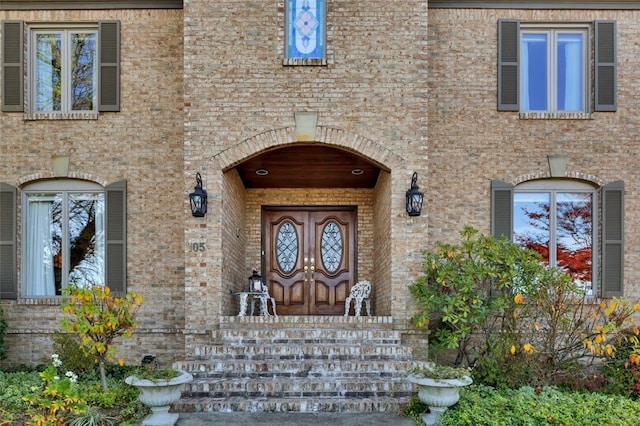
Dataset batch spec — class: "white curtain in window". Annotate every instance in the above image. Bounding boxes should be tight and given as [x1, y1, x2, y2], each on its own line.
[521, 39, 530, 110]
[559, 34, 582, 111]
[26, 200, 56, 296]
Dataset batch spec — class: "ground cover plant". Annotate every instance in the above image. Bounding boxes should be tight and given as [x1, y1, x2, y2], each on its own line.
[404, 384, 640, 426]
[0, 285, 147, 425]
[0, 360, 146, 425]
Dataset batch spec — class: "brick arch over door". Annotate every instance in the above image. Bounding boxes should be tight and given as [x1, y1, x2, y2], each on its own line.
[212, 126, 404, 172]
[212, 125, 412, 319]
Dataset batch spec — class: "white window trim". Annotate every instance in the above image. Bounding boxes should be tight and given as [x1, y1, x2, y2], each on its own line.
[514, 180, 598, 295]
[520, 23, 590, 114]
[21, 179, 105, 297]
[28, 22, 98, 115]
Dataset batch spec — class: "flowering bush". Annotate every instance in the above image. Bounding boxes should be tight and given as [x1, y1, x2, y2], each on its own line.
[411, 226, 640, 389]
[23, 354, 87, 425]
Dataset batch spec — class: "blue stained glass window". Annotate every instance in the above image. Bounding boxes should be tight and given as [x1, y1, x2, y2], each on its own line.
[286, 0, 325, 59]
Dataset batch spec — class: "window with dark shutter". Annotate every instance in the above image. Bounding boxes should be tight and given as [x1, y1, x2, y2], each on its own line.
[0, 183, 17, 299]
[602, 180, 624, 297]
[498, 19, 616, 114]
[595, 20, 617, 112]
[105, 180, 127, 296]
[98, 21, 120, 112]
[2, 20, 24, 112]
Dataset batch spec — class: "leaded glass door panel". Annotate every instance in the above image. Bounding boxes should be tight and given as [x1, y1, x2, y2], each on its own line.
[263, 208, 356, 315]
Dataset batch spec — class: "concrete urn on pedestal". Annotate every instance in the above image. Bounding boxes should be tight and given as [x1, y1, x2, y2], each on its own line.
[125, 370, 193, 426]
[407, 373, 472, 426]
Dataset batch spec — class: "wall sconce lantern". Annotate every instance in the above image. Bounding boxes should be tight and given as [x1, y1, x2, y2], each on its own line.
[406, 172, 424, 217]
[189, 173, 208, 217]
[248, 269, 263, 293]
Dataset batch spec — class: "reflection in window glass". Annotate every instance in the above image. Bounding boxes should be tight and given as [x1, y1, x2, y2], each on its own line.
[555, 192, 592, 288]
[71, 33, 96, 111]
[33, 29, 97, 113]
[25, 191, 104, 296]
[35, 33, 63, 111]
[513, 190, 593, 295]
[68, 194, 104, 288]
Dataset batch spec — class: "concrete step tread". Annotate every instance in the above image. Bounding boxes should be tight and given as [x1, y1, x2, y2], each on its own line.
[173, 395, 411, 413]
[217, 316, 395, 330]
[176, 358, 415, 372]
[186, 376, 413, 385]
[196, 347, 411, 357]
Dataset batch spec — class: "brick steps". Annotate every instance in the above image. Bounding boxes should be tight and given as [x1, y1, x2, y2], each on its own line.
[172, 395, 409, 414]
[184, 376, 414, 397]
[173, 316, 420, 413]
[175, 359, 415, 378]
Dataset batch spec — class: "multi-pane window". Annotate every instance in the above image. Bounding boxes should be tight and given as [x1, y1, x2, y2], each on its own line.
[24, 181, 105, 296]
[520, 27, 587, 112]
[498, 20, 617, 113]
[2, 20, 120, 113]
[285, 0, 326, 60]
[513, 181, 594, 295]
[492, 179, 624, 298]
[31, 27, 97, 113]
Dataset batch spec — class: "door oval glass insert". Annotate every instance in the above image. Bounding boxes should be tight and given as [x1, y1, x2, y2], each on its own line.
[321, 221, 343, 273]
[276, 221, 298, 273]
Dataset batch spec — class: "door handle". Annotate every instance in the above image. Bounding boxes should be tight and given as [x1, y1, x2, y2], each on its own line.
[310, 257, 315, 281]
[304, 257, 309, 281]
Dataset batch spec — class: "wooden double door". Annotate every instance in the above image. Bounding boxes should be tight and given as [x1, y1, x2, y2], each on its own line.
[263, 207, 356, 315]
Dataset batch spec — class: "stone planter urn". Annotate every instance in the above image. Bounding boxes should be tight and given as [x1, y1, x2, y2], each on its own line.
[407, 373, 472, 426]
[125, 370, 193, 426]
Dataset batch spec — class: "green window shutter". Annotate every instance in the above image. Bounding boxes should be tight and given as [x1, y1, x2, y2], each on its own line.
[0, 183, 17, 299]
[602, 180, 624, 297]
[498, 19, 519, 111]
[105, 180, 127, 296]
[2, 20, 24, 112]
[595, 20, 616, 112]
[491, 180, 513, 239]
[98, 20, 120, 112]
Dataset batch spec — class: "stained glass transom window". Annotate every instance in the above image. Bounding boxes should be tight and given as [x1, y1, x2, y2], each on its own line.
[321, 221, 343, 273]
[286, 0, 325, 59]
[276, 222, 298, 273]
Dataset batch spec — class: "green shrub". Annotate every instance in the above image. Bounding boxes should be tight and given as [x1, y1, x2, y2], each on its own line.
[441, 385, 640, 426]
[0, 369, 40, 418]
[410, 226, 640, 390]
[596, 332, 640, 398]
[52, 332, 97, 377]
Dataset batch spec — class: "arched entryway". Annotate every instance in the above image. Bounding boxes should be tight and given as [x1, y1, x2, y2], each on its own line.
[214, 130, 406, 318]
[235, 143, 383, 316]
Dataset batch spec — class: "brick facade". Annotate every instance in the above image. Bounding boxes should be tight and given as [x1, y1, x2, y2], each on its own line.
[0, 7, 185, 366]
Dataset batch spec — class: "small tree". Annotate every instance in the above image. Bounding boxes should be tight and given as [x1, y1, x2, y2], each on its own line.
[60, 284, 143, 391]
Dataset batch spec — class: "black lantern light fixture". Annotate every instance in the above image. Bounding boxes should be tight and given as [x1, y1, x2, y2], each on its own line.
[189, 173, 208, 217]
[248, 269, 263, 293]
[406, 172, 424, 217]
